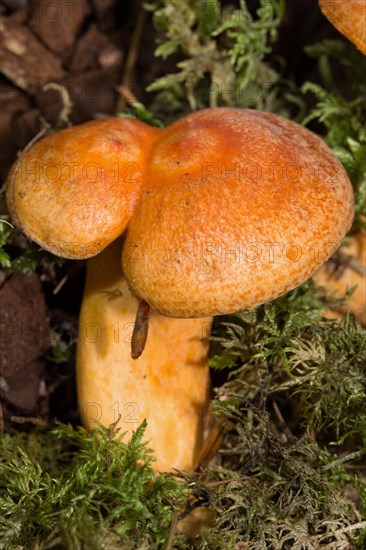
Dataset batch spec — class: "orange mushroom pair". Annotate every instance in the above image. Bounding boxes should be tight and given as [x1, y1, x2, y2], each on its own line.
[6, 108, 354, 471]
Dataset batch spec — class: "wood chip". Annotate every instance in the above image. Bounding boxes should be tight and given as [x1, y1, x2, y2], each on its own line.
[0, 273, 49, 377]
[28, 0, 89, 54]
[69, 24, 122, 73]
[0, 18, 64, 91]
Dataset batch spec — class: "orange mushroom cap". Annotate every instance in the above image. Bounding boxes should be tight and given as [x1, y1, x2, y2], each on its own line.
[319, 0, 366, 55]
[122, 109, 354, 316]
[6, 108, 354, 317]
[6, 117, 157, 258]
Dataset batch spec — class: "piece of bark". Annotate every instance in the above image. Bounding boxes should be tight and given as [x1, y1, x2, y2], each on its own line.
[69, 23, 122, 73]
[28, 0, 89, 54]
[11, 107, 42, 152]
[90, 0, 118, 32]
[1, 359, 44, 412]
[0, 273, 49, 377]
[0, 79, 30, 179]
[0, 79, 29, 117]
[0, 18, 65, 92]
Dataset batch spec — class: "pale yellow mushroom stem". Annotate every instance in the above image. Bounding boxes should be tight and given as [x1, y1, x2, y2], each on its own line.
[77, 238, 212, 471]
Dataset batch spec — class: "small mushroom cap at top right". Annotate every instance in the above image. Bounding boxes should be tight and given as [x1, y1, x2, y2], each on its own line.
[319, 0, 366, 55]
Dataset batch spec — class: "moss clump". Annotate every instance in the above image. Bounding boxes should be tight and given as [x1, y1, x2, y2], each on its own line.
[145, 0, 289, 114]
[0, 422, 186, 549]
[181, 401, 363, 549]
[0, 285, 365, 549]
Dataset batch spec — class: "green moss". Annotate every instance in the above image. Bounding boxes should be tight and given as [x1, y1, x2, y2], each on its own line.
[210, 282, 366, 442]
[0, 422, 186, 549]
[303, 40, 366, 229]
[0, 285, 365, 549]
[0, 219, 64, 273]
[145, 0, 291, 116]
